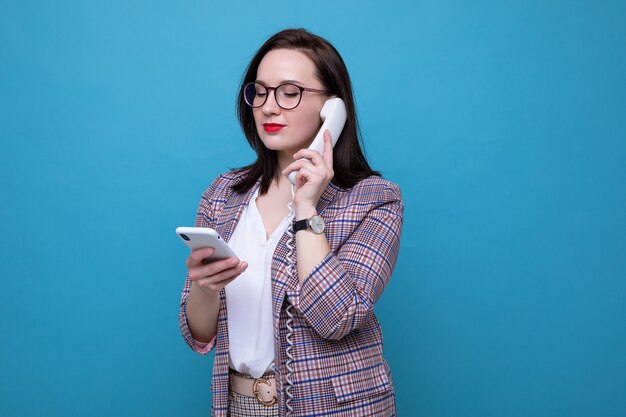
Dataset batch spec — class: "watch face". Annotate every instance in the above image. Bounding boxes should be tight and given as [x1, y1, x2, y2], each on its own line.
[309, 215, 325, 234]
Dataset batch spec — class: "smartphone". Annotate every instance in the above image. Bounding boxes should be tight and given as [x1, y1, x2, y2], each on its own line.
[176, 227, 237, 262]
[288, 97, 347, 186]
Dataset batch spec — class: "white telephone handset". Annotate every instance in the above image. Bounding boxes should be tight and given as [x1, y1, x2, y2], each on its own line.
[288, 97, 347, 186]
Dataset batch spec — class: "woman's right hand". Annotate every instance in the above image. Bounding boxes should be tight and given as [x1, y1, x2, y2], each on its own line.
[186, 247, 248, 296]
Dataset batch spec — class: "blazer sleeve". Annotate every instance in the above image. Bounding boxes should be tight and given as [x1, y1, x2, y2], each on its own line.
[178, 175, 223, 354]
[295, 182, 404, 340]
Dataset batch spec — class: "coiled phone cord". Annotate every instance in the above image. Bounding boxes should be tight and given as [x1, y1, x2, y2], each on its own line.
[284, 186, 297, 416]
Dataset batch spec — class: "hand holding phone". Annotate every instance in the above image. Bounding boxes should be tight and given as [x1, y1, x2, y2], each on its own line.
[176, 227, 237, 261]
[177, 227, 246, 295]
[288, 98, 347, 186]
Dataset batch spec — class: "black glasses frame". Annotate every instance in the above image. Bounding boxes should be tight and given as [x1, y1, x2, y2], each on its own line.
[243, 82, 330, 110]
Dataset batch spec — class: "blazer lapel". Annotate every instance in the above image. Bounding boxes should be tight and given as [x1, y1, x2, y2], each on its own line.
[272, 182, 344, 314]
[215, 177, 261, 243]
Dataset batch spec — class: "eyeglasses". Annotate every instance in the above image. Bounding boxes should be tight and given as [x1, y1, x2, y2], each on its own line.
[243, 82, 330, 110]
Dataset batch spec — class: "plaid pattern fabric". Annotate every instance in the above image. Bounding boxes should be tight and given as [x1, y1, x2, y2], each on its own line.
[180, 171, 404, 416]
[228, 390, 279, 417]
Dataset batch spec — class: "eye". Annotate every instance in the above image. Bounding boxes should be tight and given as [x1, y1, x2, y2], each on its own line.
[279, 84, 301, 98]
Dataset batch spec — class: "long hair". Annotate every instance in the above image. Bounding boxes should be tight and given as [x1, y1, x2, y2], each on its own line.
[232, 28, 380, 195]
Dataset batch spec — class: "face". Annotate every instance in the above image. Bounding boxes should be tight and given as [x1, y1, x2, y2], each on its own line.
[252, 48, 327, 156]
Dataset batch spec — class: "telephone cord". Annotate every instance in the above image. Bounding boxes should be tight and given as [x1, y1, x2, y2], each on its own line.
[284, 184, 296, 416]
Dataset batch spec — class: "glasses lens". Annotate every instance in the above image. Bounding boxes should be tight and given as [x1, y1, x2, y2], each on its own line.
[244, 83, 267, 107]
[276, 84, 301, 109]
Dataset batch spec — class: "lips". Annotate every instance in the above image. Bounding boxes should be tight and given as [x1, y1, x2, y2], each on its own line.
[263, 123, 285, 133]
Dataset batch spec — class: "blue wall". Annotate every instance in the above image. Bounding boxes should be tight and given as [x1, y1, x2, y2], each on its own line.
[1, 1, 624, 416]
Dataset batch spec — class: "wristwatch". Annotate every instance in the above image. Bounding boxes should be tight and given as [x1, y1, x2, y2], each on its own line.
[293, 215, 325, 234]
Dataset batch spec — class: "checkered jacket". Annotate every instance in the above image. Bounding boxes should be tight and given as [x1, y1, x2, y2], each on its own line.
[180, 170, 404, 416]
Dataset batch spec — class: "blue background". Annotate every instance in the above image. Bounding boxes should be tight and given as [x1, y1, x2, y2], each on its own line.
[1, 1, 625, 416]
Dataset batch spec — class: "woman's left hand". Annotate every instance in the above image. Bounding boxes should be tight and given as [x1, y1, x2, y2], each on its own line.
[282, 129, 334, 210]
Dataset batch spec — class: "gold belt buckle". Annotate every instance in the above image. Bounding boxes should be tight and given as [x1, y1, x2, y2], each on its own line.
[252, 377, 277, 407]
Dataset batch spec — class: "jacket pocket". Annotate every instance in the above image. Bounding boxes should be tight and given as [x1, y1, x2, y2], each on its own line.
[330, 363, 391, 403]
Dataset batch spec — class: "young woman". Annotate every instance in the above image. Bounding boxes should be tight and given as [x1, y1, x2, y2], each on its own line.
[179, 28, 404, 416]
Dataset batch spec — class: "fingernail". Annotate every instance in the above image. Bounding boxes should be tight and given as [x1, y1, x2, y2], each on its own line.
[242, 262, 248, 269]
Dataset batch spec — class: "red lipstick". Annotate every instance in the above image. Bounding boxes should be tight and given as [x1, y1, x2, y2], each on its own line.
[263, 123, 285, 133]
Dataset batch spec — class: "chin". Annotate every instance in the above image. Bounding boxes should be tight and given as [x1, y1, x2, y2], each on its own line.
[259, 136, 291, 152]
[257, 129, 316, 153]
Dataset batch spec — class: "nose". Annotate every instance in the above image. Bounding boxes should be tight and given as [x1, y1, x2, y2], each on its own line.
[261, 89, 281, 116]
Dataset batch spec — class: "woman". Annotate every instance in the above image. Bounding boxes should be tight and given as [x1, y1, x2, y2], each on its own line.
[179, 28, 404, 416]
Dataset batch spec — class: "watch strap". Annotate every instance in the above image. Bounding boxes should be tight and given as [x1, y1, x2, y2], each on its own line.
[293, 218, 309, 233]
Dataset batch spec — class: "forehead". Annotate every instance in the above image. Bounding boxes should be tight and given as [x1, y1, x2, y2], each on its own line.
[256, 48, 319, 85]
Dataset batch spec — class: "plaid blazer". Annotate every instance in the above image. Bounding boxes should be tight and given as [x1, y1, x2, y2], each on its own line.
[180, 170, 404, 416]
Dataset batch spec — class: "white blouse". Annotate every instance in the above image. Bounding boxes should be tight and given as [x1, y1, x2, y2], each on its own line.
[225, 188, 293, 378]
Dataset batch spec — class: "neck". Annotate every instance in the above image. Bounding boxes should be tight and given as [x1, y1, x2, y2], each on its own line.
[264, 166, 294, 199]
[276, 149, 295, 172]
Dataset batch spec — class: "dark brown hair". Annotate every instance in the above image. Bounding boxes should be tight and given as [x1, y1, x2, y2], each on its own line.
[233, 28, 380, 194]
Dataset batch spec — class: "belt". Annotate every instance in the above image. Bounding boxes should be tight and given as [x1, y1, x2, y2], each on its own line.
[230, 369, 277, 407]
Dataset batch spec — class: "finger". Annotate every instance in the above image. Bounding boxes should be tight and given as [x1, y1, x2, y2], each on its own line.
[191, 263, 238, 283]
[200, 256, 240, 276]
[289, 157, 331, 181]
[296, 171, 307, 188]
[295, 167, 322, 187]
[193, 247, 215, 262]
[281, 158, 315, 177]
[197, 274, 239, 293]
[292, 149, 325, 165]
[186, 247, 215, 268]
[217, 261, 248, 282]
[188, 256, 240, 280]
[322, 130, 334, 169]
[197, 261, 248, 288]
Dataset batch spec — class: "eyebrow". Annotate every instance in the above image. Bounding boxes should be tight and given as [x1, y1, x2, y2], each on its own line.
[255, 79, 304, 86]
